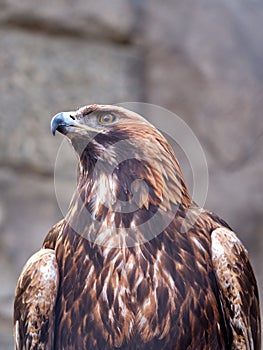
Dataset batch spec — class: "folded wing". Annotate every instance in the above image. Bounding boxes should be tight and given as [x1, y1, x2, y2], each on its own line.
[14, 248, 59, 350]
[211, 227, 261, 349]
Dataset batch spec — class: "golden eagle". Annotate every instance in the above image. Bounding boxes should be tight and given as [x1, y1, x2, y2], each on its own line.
[14, 104, 261, 349]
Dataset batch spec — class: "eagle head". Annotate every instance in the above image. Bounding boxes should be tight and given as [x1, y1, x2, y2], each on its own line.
[51, 104, 171, 163]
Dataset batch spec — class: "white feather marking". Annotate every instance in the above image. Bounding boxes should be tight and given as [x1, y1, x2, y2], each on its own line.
[109, 309, 114, 323]
[97, 173, 109, 204]
[129, 319, 134, 333]
[39, 261, 57, 281]
[110, 213, 115, 223]
[143, 297, 151, 308]
[196, 261, 204, 270]
[15, 321, 20, 349]
[138, 316, 148, 329]
[210, 234, 225, 257]
[191, 236, 206, 253]
[130, 220, 137, 230]
[119, 285, 126, 296]
[84, 265, 95, 290]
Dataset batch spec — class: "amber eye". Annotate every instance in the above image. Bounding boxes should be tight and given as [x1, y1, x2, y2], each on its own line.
[98, 114, 115, 124]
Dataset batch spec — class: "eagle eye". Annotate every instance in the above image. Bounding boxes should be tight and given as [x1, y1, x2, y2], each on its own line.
[98, 114, 115, 125]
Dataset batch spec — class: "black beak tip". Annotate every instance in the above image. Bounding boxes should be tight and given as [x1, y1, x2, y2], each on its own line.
[51, 113, 59, 136]
[51, 112, 67, 136]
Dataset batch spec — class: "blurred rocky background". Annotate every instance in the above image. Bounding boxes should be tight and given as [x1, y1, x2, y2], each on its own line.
[0, 0, 262, 348]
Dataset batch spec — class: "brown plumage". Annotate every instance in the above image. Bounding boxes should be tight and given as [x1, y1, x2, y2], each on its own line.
[14, 104, 261, 349]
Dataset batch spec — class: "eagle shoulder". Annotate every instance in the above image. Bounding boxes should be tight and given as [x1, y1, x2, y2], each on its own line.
[211, 227, 261, 350]
[14, 248, 59, 350]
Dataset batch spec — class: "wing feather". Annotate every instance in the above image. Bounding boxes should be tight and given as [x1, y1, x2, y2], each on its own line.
[211, 227, 261, 350]
[14, 248, 59, 350]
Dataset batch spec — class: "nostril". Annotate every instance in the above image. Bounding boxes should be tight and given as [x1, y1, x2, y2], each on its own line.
[70, 115, 76, 120]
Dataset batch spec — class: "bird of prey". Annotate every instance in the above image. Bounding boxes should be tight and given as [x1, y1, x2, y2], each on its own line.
[14, 104, 261, 349]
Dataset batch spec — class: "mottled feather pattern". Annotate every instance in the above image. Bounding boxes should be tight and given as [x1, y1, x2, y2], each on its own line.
[49, 212, 229, 349]
[211, 228, 261, 349]
[14, 104, 261, 349]
[14, 249, 59, 349]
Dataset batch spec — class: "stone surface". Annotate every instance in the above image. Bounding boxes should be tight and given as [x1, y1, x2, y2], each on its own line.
[0, 0, 136, 41]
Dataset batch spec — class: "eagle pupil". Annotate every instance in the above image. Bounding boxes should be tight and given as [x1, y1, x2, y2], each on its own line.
[103, 115, 111, 122]
[100, 114, 114, 124]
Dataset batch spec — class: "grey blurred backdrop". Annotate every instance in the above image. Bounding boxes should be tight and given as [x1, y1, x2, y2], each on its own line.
[0, 1, 263, 349]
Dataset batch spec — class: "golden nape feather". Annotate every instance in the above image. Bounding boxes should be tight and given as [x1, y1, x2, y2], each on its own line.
[14, 104, 261, 349]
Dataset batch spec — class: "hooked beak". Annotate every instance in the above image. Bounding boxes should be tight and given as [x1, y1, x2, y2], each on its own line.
[51, 111, 104, 136]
